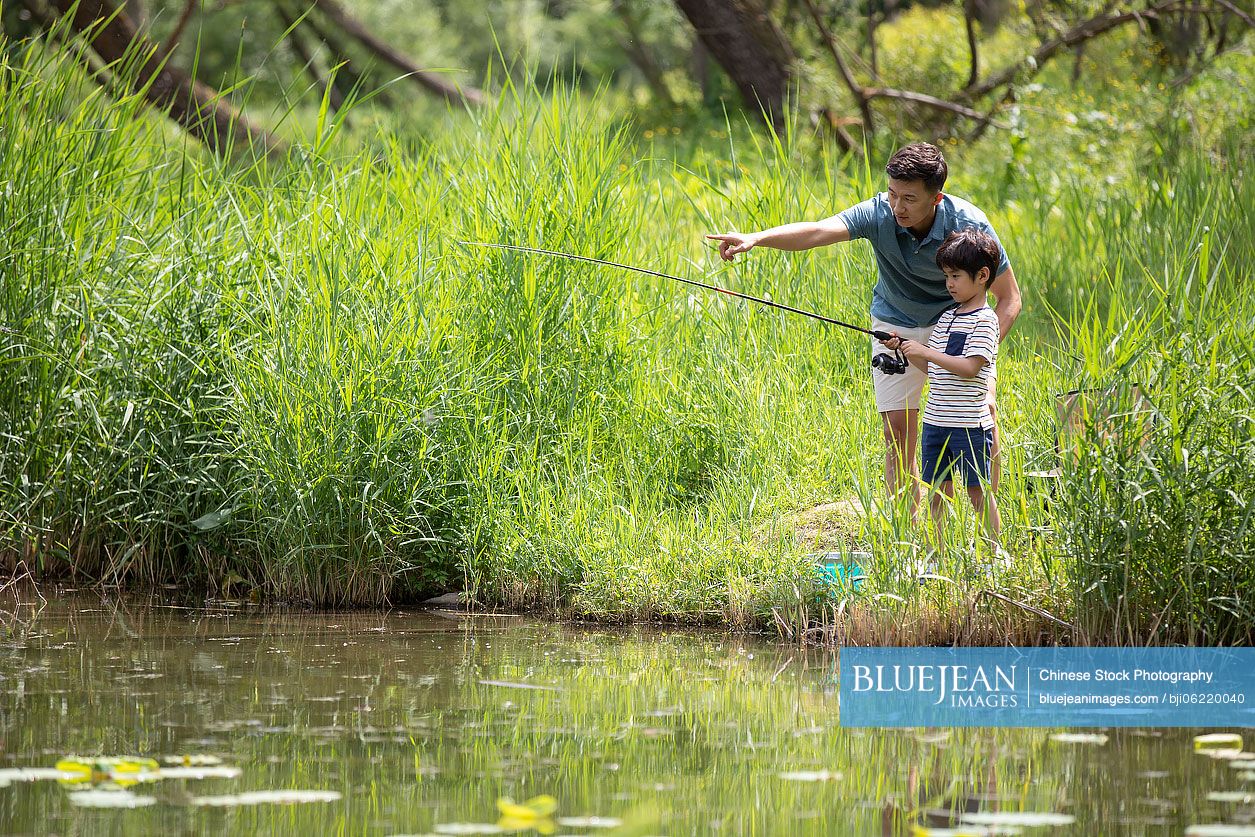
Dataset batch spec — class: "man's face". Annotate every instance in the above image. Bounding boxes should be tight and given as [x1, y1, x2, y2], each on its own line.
[887, 178, 942, 230]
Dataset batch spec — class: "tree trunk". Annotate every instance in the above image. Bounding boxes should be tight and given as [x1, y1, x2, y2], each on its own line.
[613, 0, 675, 107]
[673, 0, 792, 128]
[309, 0, 488, 107]
[48, 0, 286, 161]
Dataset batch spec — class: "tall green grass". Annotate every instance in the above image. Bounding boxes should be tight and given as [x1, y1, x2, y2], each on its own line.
[1, 23, 1252, 642]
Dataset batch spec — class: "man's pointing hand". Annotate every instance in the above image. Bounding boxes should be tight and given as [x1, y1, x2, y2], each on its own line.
[706, 232, 757, 261]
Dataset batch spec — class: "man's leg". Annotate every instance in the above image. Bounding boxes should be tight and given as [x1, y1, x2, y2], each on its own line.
[881, 408, 921, 508]
[871, 319, 932, 513]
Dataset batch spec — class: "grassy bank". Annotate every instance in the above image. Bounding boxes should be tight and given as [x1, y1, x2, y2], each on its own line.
[1, 23, 1252, 643]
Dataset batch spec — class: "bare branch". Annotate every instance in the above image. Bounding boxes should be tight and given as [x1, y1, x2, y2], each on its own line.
[864, 85, 1006, 125]
[962, 0, 980, 90]
[272, 0, 344, 112]
[309, 0, 487, 107]
[1211, 0, 1254, 28]
[158, 0, 197, 62]
[800, 0, 874, 135]
[48, 0, 286, 160]
[613, 0, 675, 107]
[967, 0, 1202, 100]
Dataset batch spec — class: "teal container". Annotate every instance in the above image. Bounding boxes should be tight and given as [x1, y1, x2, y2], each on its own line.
[813, 551, 869, 594]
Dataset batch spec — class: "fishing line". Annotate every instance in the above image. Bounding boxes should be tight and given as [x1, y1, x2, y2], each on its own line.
[458, 241, 896, 342]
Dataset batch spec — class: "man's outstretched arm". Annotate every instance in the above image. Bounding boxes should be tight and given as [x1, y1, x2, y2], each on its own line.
[989, 266, 1022, 340]
[706, 214, 851, 261]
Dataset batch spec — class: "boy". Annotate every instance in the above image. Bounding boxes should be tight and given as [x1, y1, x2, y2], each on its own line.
[881, 228, 1002, 557]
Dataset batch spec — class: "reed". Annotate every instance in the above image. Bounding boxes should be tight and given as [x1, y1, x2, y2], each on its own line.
[1, 23, 1251, 643]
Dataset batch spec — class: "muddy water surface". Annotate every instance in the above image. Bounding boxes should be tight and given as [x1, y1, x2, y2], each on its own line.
[1, 593, 1251, 835]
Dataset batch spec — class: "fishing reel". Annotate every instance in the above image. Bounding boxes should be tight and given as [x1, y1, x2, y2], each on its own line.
[871, 349, 909, 375]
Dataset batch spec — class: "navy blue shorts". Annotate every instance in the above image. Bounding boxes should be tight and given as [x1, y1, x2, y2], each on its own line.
[921, 423, 992, 488]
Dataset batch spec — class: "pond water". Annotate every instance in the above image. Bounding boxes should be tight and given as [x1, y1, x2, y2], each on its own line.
[1, 593, 1251, 835]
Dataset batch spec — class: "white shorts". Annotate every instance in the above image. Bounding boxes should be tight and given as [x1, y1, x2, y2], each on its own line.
[870, 318, 997, 412]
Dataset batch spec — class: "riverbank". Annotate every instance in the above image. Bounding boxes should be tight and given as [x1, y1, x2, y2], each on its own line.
[2, 29, 1252, 645]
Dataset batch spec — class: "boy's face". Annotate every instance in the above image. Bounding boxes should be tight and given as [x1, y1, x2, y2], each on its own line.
[942, 266, 990, 305]
[887, 177, 942, 230]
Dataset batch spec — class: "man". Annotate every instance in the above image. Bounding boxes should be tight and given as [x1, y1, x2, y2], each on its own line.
[706, 143, 1021, 508]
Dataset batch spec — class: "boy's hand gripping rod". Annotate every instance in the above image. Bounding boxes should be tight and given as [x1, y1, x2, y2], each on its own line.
[458, 241, 894, 342]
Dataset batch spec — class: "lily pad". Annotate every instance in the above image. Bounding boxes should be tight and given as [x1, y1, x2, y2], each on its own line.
[0, 768, 77, 788]
[1195, 734, 1244, 753]
[161, 754, 224, 766]
[1050, 733, 1108, 745]
[156, 766, 242, 780]
[67, 789, 157, 808]
[556, 816, 623, 828]
[960, 811, 1076, 826]
[778, 770, 843, 782]
[190, 790, 341, 806]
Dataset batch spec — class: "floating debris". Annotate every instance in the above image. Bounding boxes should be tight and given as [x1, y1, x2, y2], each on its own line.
[190, 790, 342, 806]
[1050, 733, 1109, 745]
[778, 770, 843, 782]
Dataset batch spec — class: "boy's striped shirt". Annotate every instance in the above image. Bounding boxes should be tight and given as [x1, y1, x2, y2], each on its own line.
[923, 306, 998, 429]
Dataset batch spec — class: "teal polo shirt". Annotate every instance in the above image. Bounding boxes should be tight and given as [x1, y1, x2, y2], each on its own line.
[838, 192, 1012, 328]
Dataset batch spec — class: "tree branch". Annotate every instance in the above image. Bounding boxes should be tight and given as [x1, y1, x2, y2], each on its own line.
[48, 0, 286, 160]
[967, 0, 1201, 100]
[1211, 0, 1254, 28]
[272, 0, 344, 112]
[800, 0, 874, 135]
[158, 0, 197, 61]
[309, 0, 487, 107]
[963, 0, 980, 90]
[613, 0, 675, 107]
[864, 85, 1006, 125]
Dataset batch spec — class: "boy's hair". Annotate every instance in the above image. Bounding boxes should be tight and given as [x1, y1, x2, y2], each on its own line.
[937, 228, 1001, 284]
[886, 143, 947, 192]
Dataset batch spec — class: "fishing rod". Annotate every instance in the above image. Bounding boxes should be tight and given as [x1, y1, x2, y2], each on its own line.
[458, 241, 896, 343]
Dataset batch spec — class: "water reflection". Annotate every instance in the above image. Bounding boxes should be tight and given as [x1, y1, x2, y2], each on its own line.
[0, 592, 1249, 834]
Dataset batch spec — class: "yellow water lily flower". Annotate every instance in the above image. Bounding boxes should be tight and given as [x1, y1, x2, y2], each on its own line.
[496, 794, 557, 819]
[54, 757, 159, 787]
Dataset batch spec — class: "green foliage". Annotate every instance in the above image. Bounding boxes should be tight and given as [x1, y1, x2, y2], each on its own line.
[1, 13, 1253, 645]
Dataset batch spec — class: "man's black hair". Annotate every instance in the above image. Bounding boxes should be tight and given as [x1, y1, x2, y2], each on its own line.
[886, 143, 948, 193]
[937, 228, 1000, 285]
